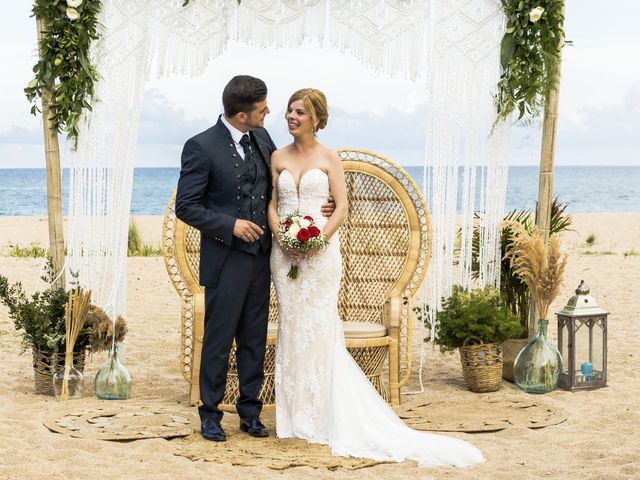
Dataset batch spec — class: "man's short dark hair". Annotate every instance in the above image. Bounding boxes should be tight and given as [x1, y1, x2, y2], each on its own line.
[222, 75, 268, 117]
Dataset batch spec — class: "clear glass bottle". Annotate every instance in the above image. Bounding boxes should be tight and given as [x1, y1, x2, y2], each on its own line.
[514, 319, 563, 394]
[95, 344, 131, 400]
[53, 363, 84, 400]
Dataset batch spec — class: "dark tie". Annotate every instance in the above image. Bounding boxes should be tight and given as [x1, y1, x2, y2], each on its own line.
[240, 134, 252, 162]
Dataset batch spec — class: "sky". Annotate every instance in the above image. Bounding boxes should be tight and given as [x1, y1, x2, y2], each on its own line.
[0, 1, 638, 168]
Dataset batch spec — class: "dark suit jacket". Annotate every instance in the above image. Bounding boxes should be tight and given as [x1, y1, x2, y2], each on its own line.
[175, 116, 277, 287]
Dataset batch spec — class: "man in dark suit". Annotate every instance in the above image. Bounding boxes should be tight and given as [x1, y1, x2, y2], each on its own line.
[175, 75, 273, 442]
[175, 76, 332, 442]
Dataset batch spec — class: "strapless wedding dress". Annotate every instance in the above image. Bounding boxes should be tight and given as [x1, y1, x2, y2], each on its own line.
[270, 168, 484, 467]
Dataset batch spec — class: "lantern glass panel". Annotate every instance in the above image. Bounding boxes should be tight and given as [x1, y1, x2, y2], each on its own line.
[574, 317, 604, 385]
[559, 318, 570, 376]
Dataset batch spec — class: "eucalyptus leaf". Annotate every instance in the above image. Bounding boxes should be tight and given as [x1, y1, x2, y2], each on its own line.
[500, 33, 516, 69]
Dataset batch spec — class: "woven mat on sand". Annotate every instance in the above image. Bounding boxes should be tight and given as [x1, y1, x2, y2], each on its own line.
[174, 425, 386, 470]
[394, 394, 568, 433]
[43, 401, 199, 441]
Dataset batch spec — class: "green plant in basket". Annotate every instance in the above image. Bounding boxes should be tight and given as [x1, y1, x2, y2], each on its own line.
[0, 275, 92, 364]
[435, 285, 525, 352]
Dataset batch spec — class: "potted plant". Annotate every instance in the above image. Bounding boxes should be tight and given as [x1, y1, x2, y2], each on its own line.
[0, 275, 92, 395]
[435, 285, 525, 392]
[468, 197, 572, 381]
[0, 273, 127, 396]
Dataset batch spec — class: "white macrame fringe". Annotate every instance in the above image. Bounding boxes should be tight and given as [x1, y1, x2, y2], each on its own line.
[64, 1, 512, 390]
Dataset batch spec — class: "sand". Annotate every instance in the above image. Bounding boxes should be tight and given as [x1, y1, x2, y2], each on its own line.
[1, 213, 639, 480]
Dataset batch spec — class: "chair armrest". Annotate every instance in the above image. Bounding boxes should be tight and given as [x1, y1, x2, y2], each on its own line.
[190, 292, 205, 386]
[384, 295, 402, 328]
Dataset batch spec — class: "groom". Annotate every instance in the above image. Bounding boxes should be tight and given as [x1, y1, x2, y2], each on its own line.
[175, 75, 333, 442]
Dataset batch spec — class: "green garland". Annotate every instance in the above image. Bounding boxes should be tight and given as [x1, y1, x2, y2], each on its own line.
[495, 0, 568, 123]
[25, 0, 102, 149]
[25, 0, 563, 146]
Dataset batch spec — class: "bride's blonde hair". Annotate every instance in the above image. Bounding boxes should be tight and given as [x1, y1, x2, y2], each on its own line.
[286, 88, 329, 132]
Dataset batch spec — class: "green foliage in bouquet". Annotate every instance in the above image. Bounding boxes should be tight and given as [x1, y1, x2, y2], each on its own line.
[495, 0, 569, 124]
[435, 285, 525, 353]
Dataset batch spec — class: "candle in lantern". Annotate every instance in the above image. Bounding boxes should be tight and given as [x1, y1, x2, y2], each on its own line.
[581, 361, 593, 381]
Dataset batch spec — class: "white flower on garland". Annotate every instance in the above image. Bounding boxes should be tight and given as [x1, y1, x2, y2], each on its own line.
[529, 6, 545, 23]
[67, 0, 83, 7]
[66, 7, 80, 20]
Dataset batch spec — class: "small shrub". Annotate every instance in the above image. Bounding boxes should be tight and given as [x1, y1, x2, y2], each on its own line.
[128, 220, 161, 256]
[435, 285, 525, 353]
[8, 244, 48, 258]
[585, 233, 597, 246]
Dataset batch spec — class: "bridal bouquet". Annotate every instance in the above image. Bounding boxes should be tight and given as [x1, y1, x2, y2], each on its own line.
[278, 210, 327, 279]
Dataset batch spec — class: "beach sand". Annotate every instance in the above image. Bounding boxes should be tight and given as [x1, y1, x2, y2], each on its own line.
[1, 213, 639, 479]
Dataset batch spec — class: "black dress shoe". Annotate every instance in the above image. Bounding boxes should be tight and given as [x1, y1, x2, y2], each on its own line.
[239, 416, 269, 437]
[201, 417, 226, 442]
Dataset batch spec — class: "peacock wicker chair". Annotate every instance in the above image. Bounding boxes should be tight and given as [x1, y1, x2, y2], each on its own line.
[162, 149, 431, 409]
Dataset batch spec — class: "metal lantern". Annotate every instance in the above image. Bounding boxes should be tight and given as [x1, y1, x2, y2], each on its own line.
[556, 280, 608, 391]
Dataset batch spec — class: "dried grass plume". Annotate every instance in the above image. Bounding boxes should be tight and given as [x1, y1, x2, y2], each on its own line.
[504, 223, 568, 321]
[84, 304, 128, 353]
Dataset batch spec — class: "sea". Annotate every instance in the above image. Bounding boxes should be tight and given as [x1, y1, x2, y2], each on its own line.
[0, 166, 638, 216]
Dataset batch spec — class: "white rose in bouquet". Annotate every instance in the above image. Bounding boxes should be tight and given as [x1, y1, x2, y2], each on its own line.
[288, 224, 301, 238]
[66, 7, 80, 20]
[67, 0, 83, 7]
[299, 218, 311, 228]
[529, 6, 545, 23]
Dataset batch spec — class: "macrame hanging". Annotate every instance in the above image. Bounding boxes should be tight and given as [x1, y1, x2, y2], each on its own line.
[66, 0, 510, 385]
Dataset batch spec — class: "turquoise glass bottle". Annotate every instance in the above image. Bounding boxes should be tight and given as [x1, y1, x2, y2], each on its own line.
[95, 345, 131, 400]
[514, 319, 562, 394]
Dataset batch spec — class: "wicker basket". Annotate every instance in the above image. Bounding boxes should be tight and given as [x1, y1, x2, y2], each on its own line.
[32, 347, 87, 396]
[458, 336, 503, 393]
[502, 337, 528, 382]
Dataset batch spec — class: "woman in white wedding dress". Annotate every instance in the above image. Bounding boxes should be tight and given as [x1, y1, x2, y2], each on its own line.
[267, 88, 485, 468]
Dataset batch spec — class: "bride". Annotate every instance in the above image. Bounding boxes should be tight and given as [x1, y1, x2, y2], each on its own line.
[267, 88, 485, 468]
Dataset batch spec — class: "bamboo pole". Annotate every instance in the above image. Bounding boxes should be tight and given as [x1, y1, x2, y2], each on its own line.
[36, 16, 66, 288]
[531, 7, 564, 336]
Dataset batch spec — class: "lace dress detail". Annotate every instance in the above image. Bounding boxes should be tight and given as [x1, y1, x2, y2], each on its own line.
[271, 169, 485, 467]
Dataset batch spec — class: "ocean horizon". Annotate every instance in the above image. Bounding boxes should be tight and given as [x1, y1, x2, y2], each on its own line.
[0, 165, 638, 216]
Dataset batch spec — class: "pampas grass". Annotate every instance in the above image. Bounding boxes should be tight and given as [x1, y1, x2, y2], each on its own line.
[504, 223, 568, 321]
[59, 288, 92, 400]
[85, 305, 128, 353]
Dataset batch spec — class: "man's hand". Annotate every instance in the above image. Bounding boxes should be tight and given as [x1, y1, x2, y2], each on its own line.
[321, 195, 336, 218]
[233, 219, 263, 243]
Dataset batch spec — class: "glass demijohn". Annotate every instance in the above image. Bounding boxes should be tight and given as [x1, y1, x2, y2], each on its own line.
[513, 319, 562, 394]
[95, 345, 131, 400]
[53, 364, 84, 400]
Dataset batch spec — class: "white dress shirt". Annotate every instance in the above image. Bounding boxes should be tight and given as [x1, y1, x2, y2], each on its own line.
[220, 115, 249, 161]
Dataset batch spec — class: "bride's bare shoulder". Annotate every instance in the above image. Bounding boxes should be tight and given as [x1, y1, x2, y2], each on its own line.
[319, 144, 342, 168]
[272, 144, 294, 169]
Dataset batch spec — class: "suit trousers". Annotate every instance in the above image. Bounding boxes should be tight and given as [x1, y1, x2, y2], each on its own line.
[198, 246, 270, 421]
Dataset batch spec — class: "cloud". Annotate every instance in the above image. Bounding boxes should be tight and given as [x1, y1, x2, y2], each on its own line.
[268, 105, 427, 152]
[0, 124, 42, 145]
[138, 89, 210, 144]
[557, 82, 640, 149]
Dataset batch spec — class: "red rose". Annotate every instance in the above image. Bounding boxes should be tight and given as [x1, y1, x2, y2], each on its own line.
[296, 228, 311, 242]
[303, 215, 314, 222]
[308, 226, 321, 238]
[282, 219, 291, 228]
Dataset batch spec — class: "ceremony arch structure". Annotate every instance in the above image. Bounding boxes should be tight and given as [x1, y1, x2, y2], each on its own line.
[65, 0, 512, 379]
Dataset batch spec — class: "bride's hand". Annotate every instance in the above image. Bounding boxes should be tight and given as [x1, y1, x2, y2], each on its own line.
[303, 247, 323, 259]
[279, 243, 305, 262]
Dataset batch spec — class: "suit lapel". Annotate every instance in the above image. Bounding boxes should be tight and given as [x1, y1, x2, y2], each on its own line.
[250, 131, 271, 169]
